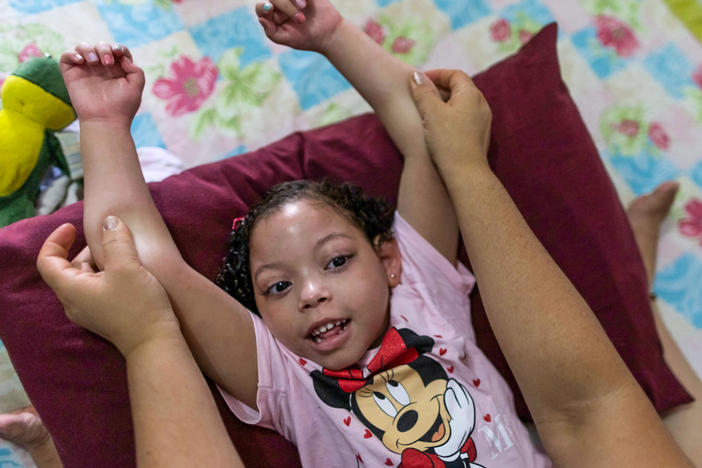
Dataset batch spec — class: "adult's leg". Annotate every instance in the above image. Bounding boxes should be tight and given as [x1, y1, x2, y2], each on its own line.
[627, 181, 702, 466]
[0, 407, 62, 468]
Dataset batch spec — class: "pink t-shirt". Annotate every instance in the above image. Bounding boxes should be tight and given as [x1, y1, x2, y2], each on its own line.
[221, 213, 551, 467]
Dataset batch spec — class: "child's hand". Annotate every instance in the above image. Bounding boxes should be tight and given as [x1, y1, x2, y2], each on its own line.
[255, 0, 342, 51]
[59, 43, 145, 127]
[36, 217, 180, 358]
[409, 70, 492, 175]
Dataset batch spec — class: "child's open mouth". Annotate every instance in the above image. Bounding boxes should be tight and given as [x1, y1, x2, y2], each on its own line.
[309, 319, 350, 343]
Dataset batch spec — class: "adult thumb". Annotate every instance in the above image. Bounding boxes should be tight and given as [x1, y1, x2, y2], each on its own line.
[409, 71, 442, 119]
[101, 216, 140, 270]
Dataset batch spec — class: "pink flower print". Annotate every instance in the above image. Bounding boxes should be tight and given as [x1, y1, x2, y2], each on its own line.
[679, 198, 702, 245]
[615, 119, 640, 137]
[392, 37, 415, 54]
[152, 56, 218, 117]
[648, 122, 670, 150]
[18, 43, 43, 62]
[490, 19, 511, 43]
[693, 64, 702, 89]
[595, 15, 639, 57]
[364, 20, 385, 45]
[518, 30, 534, 44]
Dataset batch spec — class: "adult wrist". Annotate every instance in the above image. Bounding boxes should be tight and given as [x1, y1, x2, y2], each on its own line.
[434, 153, 494, 188]
[120, 318, 184, 361]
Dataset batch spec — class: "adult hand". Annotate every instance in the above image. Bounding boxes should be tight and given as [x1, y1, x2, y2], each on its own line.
[36, 216, 179, 357]
[409, 69, 492, 175]
[255, 0, 343, 52]
[59, 43, 145, 127]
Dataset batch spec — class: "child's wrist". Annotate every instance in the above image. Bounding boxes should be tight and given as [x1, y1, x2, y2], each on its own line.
[79, 116, 134, 133]
[317, 17, 350, 56]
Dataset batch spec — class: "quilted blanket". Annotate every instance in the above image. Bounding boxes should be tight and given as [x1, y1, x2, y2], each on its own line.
[1, 0, 701, 465]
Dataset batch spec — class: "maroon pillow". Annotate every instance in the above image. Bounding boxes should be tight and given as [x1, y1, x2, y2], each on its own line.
[0, 24, 690, 467]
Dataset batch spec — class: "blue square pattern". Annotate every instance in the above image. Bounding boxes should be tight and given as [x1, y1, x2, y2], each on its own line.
[606, 150, 680, 196]
[131, 112, 166, 149]
[9, 0, 81, 14]
[690, 160, 702, 188]
[377, 0, 401, 6]
[94, 0, 185, 49]
[0, 448, 23, 467]
[655, 253, 702, 329]
[190, 8, 271, 68]
[571, 26, 628, 79]
[219, 145, 247, 161]
[278, 49, 351, 110]
[501, 0, 555, 26]
[643, 43, 697, 100]
[433, 0, 491, 30]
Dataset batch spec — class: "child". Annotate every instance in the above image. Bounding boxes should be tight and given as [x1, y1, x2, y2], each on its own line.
[56, 1, 692, 466]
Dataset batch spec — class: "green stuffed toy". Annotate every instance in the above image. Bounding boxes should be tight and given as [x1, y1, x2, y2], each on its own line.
[0, 56, 76, 228]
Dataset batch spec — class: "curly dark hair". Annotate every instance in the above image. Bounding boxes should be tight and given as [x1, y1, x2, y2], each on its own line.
[215, 180, 395, 316]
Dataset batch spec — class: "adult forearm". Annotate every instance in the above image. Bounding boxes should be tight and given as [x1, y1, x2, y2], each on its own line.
[126, 332, 243, 468]
[444, 166, 694, 465]
[80, 121, 180, 269]
[445, 165, 640, 414]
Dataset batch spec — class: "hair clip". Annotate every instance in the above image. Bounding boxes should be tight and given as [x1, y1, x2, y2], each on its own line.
[232, 216, 245, 230]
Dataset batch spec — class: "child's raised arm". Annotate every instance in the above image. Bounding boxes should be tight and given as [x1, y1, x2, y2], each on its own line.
[409, 69, 693, 467]
[59, 45, 259, 409]
[257, 0, 459, 262]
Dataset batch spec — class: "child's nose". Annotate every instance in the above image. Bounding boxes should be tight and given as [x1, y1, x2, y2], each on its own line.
[299, 280, 329, 310]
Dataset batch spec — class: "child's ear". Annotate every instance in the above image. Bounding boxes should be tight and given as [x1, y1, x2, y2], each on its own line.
[374, 237, 402, 288]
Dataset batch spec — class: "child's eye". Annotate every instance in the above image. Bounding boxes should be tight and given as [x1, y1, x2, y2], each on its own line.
[326, 255, 350, 270]
[265, 281, 291, 295]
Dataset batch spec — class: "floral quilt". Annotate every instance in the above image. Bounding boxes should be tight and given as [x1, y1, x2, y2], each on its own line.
[1, 0, 702, 465]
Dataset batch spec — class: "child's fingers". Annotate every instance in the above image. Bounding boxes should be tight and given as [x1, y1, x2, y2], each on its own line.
[59, 50, 85, 69]
[111, 43, 133, 62]
[95, 41, 115, 66]
[75, 42, 100, 65]
[261, 0, 307, 23]
[120, 56, 145, 88]
[258, 16, 275, 36]
[255, 1, 275, 18]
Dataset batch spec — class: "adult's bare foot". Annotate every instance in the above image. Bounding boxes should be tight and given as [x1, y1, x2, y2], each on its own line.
[626, 181, 680, 287]
[0, 407, 62, 468]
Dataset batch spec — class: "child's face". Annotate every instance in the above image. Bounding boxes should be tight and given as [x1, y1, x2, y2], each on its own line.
[249, 199, 400, 371]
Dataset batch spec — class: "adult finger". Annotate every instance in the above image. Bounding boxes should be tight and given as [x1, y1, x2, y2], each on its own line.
[100, 216, 141, 271]
[36, 224, 78, 291]
[424, 69, 476, 99]
[71, 244, 91, 267]
[409, 71, 443, 120]
[71, 245, 98, 273]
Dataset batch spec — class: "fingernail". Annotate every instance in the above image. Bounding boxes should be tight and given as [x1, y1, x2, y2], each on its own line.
[296, 0, 306, 8]
[112, 44, 122, 51]
[75, 53, 84, 62]
[413, 71, 424, 85]
[263, 2, 272, 11]
[103, 54, 113, 65]
[294, 12, 305, 23]
[88, 52, 98, 63]
[103, 216, 119, 231]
